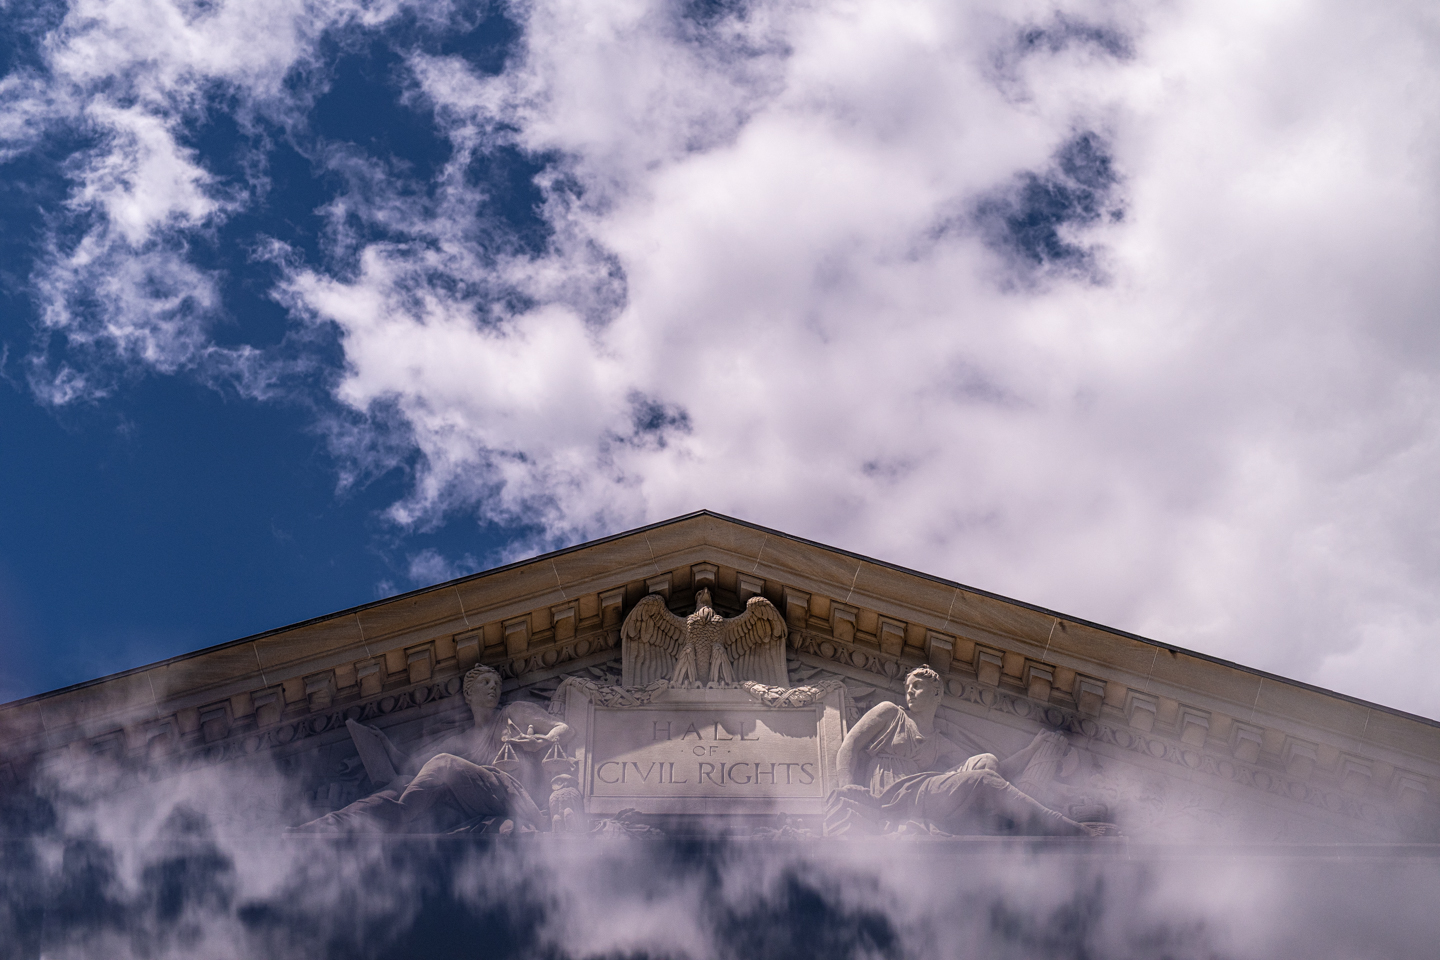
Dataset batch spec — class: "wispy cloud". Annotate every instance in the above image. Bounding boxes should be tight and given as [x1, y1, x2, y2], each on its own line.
[5, 0, 1440, 716]
[5, 750, 1440, 958]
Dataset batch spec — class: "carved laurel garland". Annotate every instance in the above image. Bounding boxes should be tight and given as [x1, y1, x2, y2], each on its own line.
[740, 679, 846, 708]
[548, 676, 668, 711]
[790, 628, 1427, 838]
[548, 678, 843, 711]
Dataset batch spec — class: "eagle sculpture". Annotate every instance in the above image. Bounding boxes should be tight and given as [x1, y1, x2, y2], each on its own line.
[621, 588, 789, 687]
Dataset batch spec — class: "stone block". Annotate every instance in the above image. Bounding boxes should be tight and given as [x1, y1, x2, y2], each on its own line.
[645, 573, 672, 599]
[1253, 680, 1371, 742]
[1103, 680, 1128, 709]
[600, 588, 626, 627]
[503, 617, 530, 656]
[691, 563, 718, 591]
[304, 671, 336, 712]
[1340, 756, 1372, 794]
[152, 645, 265, 704]
[975, 647, 1004, 687]
[332, 663, 357, 692]
[1179, 708, 1211, 747]
[848, 562, 957, 623]
[749, 534, 864, 593]
[738, 574, 765, 603]
[950, 634, 976, 668]
[1395, 773, 1429, 813]
[783, 588, 811, 628]
[877, 618, 906, 658]
[1052, 666, 1077, 698]
[144, 718, 177, 759]
[434, 633, 456, 663]
[273, 680, 302, 712]
[229, 691, 255, 720]
[251, 616, 363, 676]
[1231, 723, 1264, 764]
[454, 632, 482, 672]
[454, 562, 565, 623]
[482, 621, 503, 648]
[356, 661, 383, 699]
[548, 534, 658, 590]
[176, 707, 200, 736]
[855, 608, 879, 638]
[925, 632, 955, 675]
[1284, 738, 1318, 780]
[1024, 663, 1054, 702]
[831, 603, 858, 643]
[199, 702, 230, 743]
[252, 688, 284, 727]
[1075, 677, 1106, 717]
[357, 590, 465, 649]
[552, 603, 578, 642]
[577, 592, 600, 623]
[807, 595, 831, 621]
[1126, 692, 1158, 732]
[634, 515, 712, 568]
[1155, 697, 1180, 727]
[406, 645, 434, 685]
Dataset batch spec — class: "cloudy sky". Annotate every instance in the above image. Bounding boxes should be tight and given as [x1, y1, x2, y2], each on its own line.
[1, 0, 1437, 715]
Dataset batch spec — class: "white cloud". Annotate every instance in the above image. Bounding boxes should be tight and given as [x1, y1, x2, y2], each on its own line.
[5, 0, 400, 399]
[8, 0, 1440, 716]
[18, 748, 1440, 958]
[292, 0, 1440, 715]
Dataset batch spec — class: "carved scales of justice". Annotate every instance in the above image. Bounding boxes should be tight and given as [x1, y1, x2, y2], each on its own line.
[492, 719, 576, 778]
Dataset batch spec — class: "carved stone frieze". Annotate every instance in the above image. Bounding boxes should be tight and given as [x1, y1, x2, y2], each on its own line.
[497, 628, 620, 681]
[2, 511, 1435, 844]
[740, 680, 846, 708]
[550, 676, 669, 709]
[789, 645, 1430, 840]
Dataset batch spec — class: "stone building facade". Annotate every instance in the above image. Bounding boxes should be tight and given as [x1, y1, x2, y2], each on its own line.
[1, 511, 1435, 843]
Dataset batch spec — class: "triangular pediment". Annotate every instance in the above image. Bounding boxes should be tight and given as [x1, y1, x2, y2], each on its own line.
[2, 510, 1436, 842]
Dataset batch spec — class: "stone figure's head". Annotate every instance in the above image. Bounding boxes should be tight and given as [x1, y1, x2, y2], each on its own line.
[904, 665, 943, 712]
[462, 664, 502, 713]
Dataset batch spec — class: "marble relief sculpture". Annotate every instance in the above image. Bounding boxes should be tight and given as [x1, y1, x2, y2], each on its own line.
[291, 665, 571, 833]
[825, 665, 1113, 837]
[290, 600, 1116, 840]
[622, 588, 789, 686]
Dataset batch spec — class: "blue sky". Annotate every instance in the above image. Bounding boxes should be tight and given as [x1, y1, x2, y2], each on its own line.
[2, 0, 1439, 716]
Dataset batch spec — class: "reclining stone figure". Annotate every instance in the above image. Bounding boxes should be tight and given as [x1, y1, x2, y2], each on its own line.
[826, 665, 1110, 837]
[291, 664, 570, 833]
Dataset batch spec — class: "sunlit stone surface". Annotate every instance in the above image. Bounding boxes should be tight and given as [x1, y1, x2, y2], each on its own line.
[2, 512, 1437, 957]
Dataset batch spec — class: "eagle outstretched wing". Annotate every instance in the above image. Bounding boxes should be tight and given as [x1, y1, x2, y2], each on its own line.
[621, 594, 687, 686]
[721, 596, 789, 687]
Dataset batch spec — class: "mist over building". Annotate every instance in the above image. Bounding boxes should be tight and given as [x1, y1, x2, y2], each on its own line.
[1, 513, 1437, 958]
[5, 0, 1440, 956]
